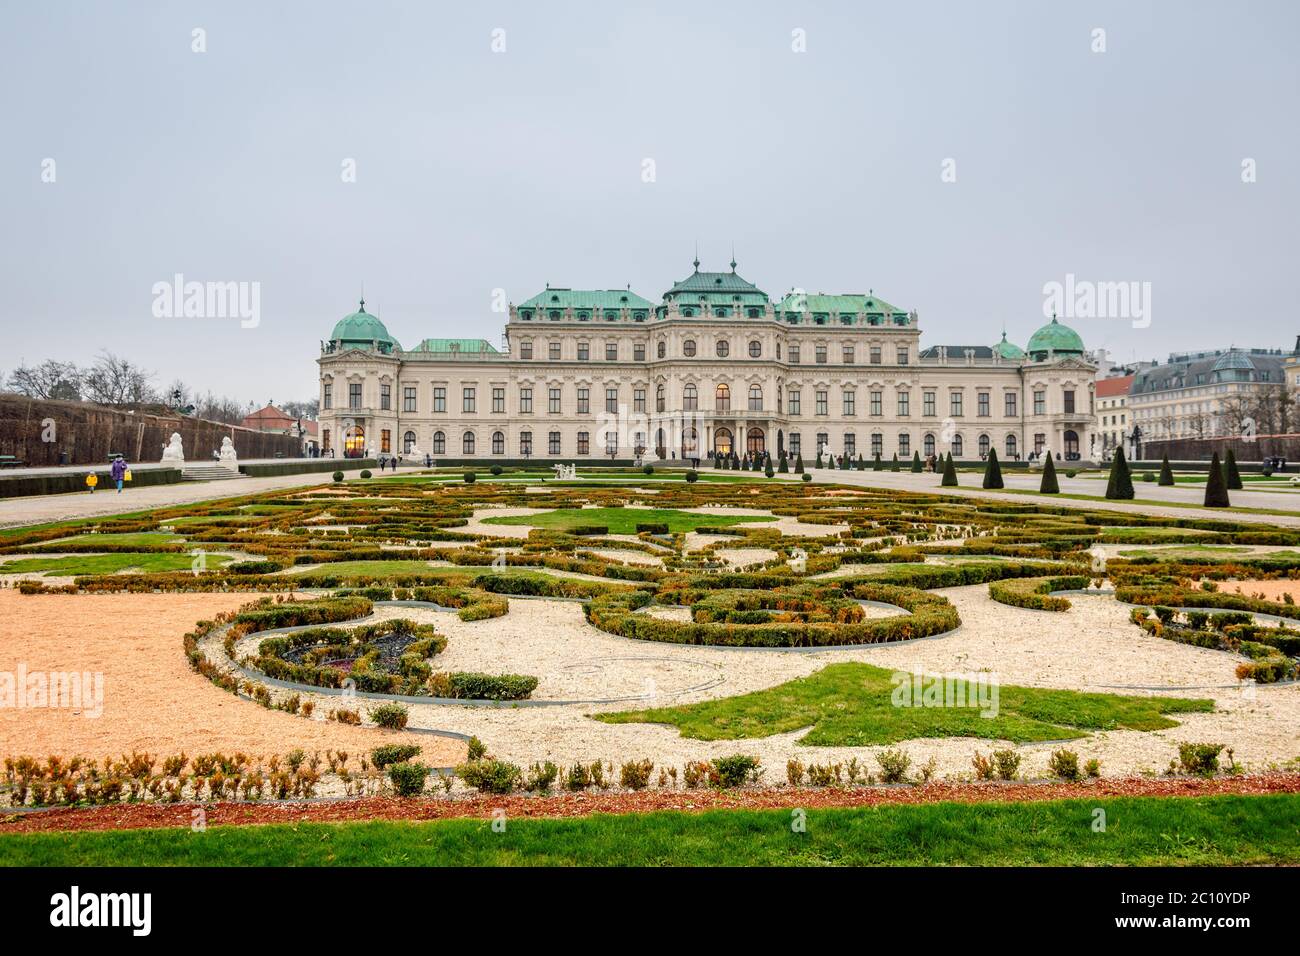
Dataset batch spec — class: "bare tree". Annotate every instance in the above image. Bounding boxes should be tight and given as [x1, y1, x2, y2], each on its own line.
[81, 352, 156, 406]
[7, 360, 82, 400]
[281, 398, 319, 420]
[193, 390, 244, 425]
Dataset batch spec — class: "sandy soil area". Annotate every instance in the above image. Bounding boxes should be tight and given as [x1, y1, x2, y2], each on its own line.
[0, 590, 464, 765]
[1220, 579, 1300, 603]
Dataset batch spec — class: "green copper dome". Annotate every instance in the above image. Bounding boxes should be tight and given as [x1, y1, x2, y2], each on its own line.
[1026, 316, 1084, 359]
[329, 300, 400, 352]
[992, 331, 1025, 360]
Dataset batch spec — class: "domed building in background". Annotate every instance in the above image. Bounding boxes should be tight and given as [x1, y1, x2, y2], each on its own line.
[318, 265, 1097, 464]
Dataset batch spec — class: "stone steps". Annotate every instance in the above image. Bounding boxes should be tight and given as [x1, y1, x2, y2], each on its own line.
[180, 465, 247, 481]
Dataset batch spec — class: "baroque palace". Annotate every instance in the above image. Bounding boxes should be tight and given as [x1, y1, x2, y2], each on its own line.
[318, 261, 1097, 464]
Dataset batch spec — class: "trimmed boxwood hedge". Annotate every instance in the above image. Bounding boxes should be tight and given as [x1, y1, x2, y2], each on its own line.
[988, 575, 1090, 612]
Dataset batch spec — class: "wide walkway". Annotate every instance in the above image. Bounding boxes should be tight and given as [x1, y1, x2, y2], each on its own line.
[0, 463, 377, 529]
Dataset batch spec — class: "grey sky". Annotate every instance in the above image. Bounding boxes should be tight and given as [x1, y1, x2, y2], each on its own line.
[3, 0, 1297, 403]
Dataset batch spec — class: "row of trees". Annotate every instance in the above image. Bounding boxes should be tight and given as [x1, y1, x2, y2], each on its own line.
[2, 353, 317, 426]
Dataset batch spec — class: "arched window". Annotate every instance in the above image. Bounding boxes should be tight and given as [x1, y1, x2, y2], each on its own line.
[683, 340, 697, 357]
[978, 434, 991, 458]
[657, 341, 666, 359]
[1005, 434, 1017, 458]
[492, 431, 505, 455]
[952, 434, 964, 457]
[748, 340, 761, 358]
[432, 431, 445, 454]
[683, 384, 698, 410]
[403, 430, 416, 454]
[715, 384, 731, 412]
[924, 433, 935, 457]
[462, 431, 475, 455]
[777, 384, 783, 412]
[748, 384, 763, 411]
[716, 340, 730, 358]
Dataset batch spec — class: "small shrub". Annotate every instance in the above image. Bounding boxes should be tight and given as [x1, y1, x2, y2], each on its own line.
[643, 464, 655, 475]
[972, 751, 996, 780]
[387, 761, 429, 797]
[490, 465, 503, 475]
[1142, 471, 1156, 482]
[332, 471, 344, 483]
[457, 758, 522, 794]
[371, 744, 421, 769]
[682, 760, 709, 788]
[992, 749, 1021, 780]
[619, 759, 654, 790]
[360, 469, 372, 479]
[709, 754, 761, 788]
[1177, 742, 1225, 777]
[786, 758, 806, 786]
[801, 473, 812, 482]
[368, 702, 409, 729]
[524, 760, 559, 793]
[1048, 748, 1081, 781]
[685, 470, 699, 483]
[1084, 758, 1102, 778]
[463, 472, 476, 484]
[564, 762, 592, 791]
[876, 748, 911, 783]
[464, 736, 487, 761]
[332, 708, 360, 725]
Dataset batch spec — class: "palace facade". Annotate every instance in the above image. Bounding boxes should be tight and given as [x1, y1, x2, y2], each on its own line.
[318, 262, 1098, 464]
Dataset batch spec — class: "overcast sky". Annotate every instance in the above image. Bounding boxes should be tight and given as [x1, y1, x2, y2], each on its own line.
[3, 1, 1297, 404]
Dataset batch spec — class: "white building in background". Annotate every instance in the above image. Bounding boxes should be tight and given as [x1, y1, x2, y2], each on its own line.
[318, 262, 1098, 464]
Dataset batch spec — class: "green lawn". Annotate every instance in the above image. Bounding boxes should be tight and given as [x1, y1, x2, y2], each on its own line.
[1116, 545, 1249, 559]
[595, 662, 1213, 745]
[484, 507, 776, 534]
[1099, 526, 1218, 542]
[21, 531, 182, 549]
[1, 793, 1294, 866]
[0, 552, 231, 576]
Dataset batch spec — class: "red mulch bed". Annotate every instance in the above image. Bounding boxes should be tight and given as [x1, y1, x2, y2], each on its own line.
[4, 773, 1299, 835]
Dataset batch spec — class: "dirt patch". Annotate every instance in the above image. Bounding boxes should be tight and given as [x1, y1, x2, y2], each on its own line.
[1219, 579, 1300, 604]
[0, 590, 464, 766]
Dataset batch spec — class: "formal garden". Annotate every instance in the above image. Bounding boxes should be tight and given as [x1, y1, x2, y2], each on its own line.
[2, 464, 1299, 862]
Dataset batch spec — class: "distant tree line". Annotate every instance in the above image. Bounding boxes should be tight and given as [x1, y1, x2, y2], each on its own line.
[2, 352, 317, 426]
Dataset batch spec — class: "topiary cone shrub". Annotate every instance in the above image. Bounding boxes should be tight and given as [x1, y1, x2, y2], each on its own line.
[1105, 448, 1134, 500]
[941, 453, 958, 487]
[873, 454, 883, 471]
[1204, 452, 1231, 507]
[1158, 454, 1175, 486]
[765, 461, 774, 478]
[982, 448, 1004, 489]
[1039, 452, 1059, 494]
[778, 453, 788, 473]
[911, 451, 922, 473]
[1224, 449, 1243, 490]
[816, 452, 824, 468]
[891, 453, 900, 472]
[794, 453, 804, 474]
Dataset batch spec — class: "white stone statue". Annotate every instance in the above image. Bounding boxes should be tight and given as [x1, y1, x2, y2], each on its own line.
[218, 437, 238, 467]
[552, 463, 577, 480]
[161, 432, 185, 464]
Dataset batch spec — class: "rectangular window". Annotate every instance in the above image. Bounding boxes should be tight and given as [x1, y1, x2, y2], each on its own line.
[842, 345, 854, 364]
[871, 433, 882, 456]
[950, 392, 963, 417]
[462, 387, 476, 413]
[788, 390, 801, 416]
[403, 386, 416, 412]
[381, 429, 391, 454]
[634, 344, 645, 362]
[549, 431, 561, 455]
[634, 388, 646, 413]
[549, 387, 561, 414]
[842, 389, 856, 416]
[1064, 389, 1076, 414]
[519, 431, 532, 456]
[816, 432, 829, 455]
[519, 342, 533, 360]
[870, 346, 881, 365]
[605, 432, 618, 455]
[348, 383, 361, 409]
[577, 342, 589, 361]
[433, 387, 446, 413]
[896, 347, 909, 365]
[844, 433, 856, 456]
[577, 388, 589, 414]
[816, 345, 828, 365]
[577, 432, 589, 454]
[790, 432, 802, 455]
[923, 391, 936, 417]
[492, 432, 504, 455]
[788, 345, 801, 364]
[606, 342, 618, 361]
[491, 387, 505, 413]
[898, 433, 911, 456]
[815, 390, 828, 416]
[549, 342, 561, 361]
[897, 391, 910, 416]
[606, 387, 618, 413]
[977, 392, 990, 417]
[380, 384, 392, 410]
[323, 384, 332, 410]
[1034, 390, 1046, 415]
[870, 391, 882, 416]
[1005, 392, 1017, 417]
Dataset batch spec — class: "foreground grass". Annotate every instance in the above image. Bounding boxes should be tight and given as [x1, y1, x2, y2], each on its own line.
[1, 794, 1294, 866]
[0, 552, 231, 575]
[20, 531, 183, 549]
[484, 506, 775, 534]
[596, 662, 1213, 745]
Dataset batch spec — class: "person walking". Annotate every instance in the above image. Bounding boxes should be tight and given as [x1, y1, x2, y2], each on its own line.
[110, 455, 129, 493]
